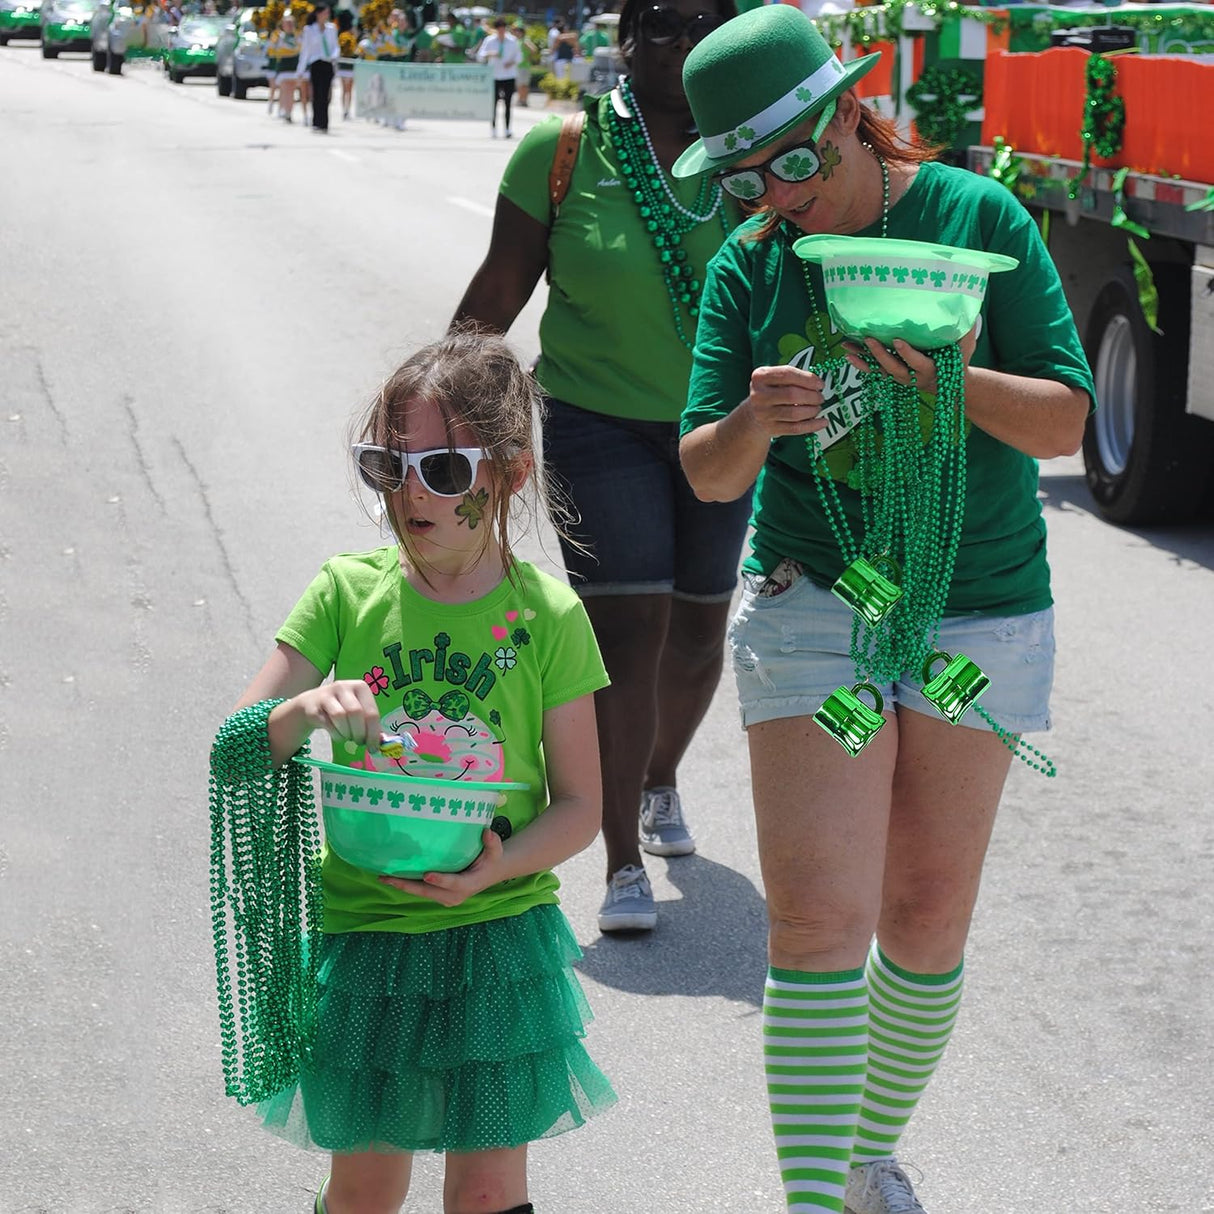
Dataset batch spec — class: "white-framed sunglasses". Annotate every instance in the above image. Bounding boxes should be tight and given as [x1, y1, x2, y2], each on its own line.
[352, 443, 488, 497]
[715, 101, 838, 202]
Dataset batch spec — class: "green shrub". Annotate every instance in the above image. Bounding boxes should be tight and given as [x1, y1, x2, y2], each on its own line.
[538, 72, 580, 101]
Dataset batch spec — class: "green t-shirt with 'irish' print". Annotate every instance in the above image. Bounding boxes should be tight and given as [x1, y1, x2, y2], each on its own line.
[499, 91, 737, 422]
[277, 550, 609, 935]
[682, 160, 1096, 618]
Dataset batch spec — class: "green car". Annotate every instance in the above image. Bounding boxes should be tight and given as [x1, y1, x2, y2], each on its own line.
[165, 12, 224, 82]
[0, 0, 44, 45]
[40, 0, 97, 56]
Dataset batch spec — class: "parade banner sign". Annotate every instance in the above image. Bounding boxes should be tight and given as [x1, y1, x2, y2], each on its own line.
[354, 61, 492, 122]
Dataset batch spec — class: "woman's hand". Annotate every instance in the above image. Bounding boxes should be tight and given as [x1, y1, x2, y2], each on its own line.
[742, 364, 831, 439]
[290, 679, 382, 750]
[842, 320, 979, 397]
[379, 827, 506, 905]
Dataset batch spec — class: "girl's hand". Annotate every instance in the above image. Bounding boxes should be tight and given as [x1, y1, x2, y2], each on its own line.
[292, 679, 382, 750]
[378, 827, 506, 905]
[842, 321, 979, 397]
[742, 364, 829, 439]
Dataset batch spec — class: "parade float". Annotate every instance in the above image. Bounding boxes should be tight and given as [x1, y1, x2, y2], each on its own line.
[821, 0, 1214, 523]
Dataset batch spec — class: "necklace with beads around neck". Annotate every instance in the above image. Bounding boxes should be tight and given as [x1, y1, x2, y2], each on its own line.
[794, 142, 889, 355]
[607, 77, 729, 351]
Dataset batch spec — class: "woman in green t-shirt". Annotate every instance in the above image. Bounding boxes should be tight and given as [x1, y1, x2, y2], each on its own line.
[452, 0, 748, 938]
[675, 8, 1094, 1212]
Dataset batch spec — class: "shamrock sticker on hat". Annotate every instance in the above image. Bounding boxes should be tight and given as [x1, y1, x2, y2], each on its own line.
[723, 123, 757, 153]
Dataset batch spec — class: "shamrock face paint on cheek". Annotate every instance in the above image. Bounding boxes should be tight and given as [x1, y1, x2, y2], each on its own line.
[455, 487, 489, 530]
[819, 142, 842, 179]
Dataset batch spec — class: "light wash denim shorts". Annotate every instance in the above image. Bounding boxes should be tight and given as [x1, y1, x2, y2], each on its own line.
[728, 565, 1055, 733]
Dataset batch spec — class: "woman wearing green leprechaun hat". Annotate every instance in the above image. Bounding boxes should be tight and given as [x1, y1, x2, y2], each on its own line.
[677, 6, 1095, 1213]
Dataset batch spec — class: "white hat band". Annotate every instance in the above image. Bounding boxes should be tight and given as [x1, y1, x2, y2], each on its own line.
[701, 56, 846, 159]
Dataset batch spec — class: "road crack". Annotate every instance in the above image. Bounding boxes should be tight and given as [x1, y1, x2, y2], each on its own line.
[172, 436, 257, 643]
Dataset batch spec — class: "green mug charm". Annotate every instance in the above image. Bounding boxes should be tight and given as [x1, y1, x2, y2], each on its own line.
[814, 682, 887, 756]
[921, 651, 990, 724]
[831, 555, 903, 627]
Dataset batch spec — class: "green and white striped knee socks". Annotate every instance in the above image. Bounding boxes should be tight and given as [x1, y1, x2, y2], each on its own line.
[851, 943, 964, 1164]
[763, 966, 869, 1212]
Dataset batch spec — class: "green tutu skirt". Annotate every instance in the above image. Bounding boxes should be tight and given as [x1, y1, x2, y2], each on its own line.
[258, 903, 616, 1153]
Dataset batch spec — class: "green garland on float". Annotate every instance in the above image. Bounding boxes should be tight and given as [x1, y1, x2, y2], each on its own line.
[1067, 52, 1124, 200]
[811, 0, 1214, 54]
[906, 65, 982, 147]
[813, 0, 1008, 49]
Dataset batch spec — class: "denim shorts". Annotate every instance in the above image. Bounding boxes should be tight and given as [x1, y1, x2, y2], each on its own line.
[542, 397, 753, 602]
[728, 566, 1055, 733]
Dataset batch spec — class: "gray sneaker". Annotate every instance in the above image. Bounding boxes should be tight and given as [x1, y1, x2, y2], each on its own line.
[598, 865, 658, 932]
[639, 786, 695, 856]
[845, 1160, 927, 1214]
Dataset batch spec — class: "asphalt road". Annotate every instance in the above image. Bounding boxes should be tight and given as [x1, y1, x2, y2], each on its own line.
[2, 44, 1212, 1214]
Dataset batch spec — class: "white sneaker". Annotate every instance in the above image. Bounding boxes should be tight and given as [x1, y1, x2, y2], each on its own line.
[639, 786, 695, 856]
[845, 1160, 927, 1214]
[598, 865, 657, 932]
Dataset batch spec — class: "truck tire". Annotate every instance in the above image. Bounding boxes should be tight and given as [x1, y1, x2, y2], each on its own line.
[41, 41, 58, 57]
[1081, 263, 1214, 524]
[217, 70, 231, 96]
[92, 48, 106, 70]
[232, 73, 248, 99]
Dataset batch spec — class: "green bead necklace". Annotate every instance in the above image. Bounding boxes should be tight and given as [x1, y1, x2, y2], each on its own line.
[793, 148, 1054, 775]
[804, 342, 969, 686]
[607, 76, 730, 351]
[209, 700, 324, 1105]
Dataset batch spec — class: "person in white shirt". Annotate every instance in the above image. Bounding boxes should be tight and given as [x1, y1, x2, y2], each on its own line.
[299, 3, 339, 132]
[477, 17, 521, 139]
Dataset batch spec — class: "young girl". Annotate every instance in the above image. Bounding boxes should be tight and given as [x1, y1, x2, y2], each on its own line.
[220, 330, 615, 1214]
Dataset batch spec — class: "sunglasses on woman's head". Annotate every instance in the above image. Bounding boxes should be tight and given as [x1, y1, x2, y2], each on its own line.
[715, 101, 837, 201]
[352, 444, 488, 497]
[638, 5, 726, 47]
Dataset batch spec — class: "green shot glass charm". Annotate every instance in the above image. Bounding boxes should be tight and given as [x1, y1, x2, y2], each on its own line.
[814, 682, 887, 756]
[921, 651, 990, 725]
[831, 554, 903, 627]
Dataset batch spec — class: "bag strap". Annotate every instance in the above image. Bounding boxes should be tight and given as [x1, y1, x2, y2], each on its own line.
[548, 108, 586, 219]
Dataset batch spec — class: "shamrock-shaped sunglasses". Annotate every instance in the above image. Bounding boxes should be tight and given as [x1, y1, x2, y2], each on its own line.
[352, 444, 487, 496]
[715, 101, 837, 202]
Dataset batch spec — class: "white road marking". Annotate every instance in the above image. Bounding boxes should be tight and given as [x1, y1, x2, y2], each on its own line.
[328, 149, 359, 163]
[447, 196, 494, 218]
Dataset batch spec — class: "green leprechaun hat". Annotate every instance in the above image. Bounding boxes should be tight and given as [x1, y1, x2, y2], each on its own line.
[672, 4, 882, 179]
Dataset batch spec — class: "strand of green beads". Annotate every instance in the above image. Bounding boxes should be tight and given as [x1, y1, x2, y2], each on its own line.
[921, 345, 968, 659]
[901, 348, 966, 673]
[854, 347, 967, 683]
[606, 80, 728, 352]
[209, 700, 320, 1104]
[861, 373, 929, 681]
[805, 354, 866, 567]
[973, 704, 1057, 776]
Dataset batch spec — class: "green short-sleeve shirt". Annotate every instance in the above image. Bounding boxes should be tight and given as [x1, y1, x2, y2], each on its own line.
[499, 91, 736, 422]
[277, 550, 609, 935]
[682, 160, 1096, 617]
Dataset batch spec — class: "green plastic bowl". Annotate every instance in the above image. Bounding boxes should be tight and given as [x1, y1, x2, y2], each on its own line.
[792, 236, 1019, 348]
[295, 756, 528, 877]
